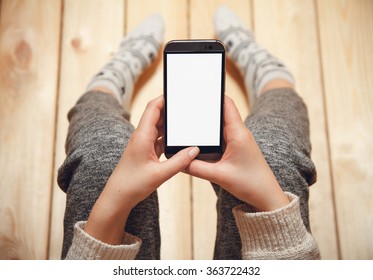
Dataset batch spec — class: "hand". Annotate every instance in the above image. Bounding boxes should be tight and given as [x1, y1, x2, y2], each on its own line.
[84, 96, 200, 244]
[185, 96, 289, 212]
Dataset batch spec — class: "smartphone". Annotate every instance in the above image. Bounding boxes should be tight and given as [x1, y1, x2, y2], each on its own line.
[164, 40, 225, 160]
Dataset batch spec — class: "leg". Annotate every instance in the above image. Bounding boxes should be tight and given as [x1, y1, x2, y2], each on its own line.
[57, 91, 161, 259]
[212, 86, 316, 259]
[214, 6, 295, 109]
[212, 184, 243, 259]
[57, 14, 165, 259]
[246, 87, 316, 231]
[212, 6, 316, 259]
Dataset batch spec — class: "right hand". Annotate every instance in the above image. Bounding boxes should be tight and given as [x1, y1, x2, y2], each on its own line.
[185, 96, 289, 212]
[84, 96, 199, 245]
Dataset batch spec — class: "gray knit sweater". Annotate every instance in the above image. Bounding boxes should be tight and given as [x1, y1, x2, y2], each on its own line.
[65, 192, 320, 260]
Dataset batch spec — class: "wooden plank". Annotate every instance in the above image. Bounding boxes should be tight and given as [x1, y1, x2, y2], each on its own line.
[317, 0, 373, 259]
[253, 0, 339, 259]
[48, 0, 125, 259]
[0, 0, 61, 259]
[126, 0, 191, 260]
[189, 0, 252, 259]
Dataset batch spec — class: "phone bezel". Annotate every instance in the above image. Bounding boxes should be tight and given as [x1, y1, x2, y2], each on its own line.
[163, 40, 226, 161]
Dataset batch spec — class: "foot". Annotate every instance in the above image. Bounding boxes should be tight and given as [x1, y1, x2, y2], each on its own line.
[86, 14, 164, 111]
[214, 6, 294, 107]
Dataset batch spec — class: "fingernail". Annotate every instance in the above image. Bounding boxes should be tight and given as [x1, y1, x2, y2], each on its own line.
[189, 146, 200, 158]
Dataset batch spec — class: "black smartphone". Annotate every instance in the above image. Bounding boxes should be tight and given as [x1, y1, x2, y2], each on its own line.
[164, 40, 225, 160]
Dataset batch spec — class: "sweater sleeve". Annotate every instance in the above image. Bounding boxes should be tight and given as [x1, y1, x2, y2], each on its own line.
[233, 192, 321, 260]
[65, 221, 141, 260]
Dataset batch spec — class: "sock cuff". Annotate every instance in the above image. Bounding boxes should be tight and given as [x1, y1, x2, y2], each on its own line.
[255, 69, 295, 96]
[86, 79, 122, 105]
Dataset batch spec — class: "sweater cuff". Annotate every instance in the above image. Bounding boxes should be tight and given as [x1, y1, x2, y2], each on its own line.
[65, 221, 141, 260]
[233, 192, 320, 260]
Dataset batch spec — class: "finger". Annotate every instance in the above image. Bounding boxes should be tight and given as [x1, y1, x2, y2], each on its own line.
[184, 159, 218, 183]
[224, 96, 247, 142]
[157, 118, 164, 138]
[155, 136, 164, 158]
[224, 96, 245, 128]
[137, 96, 164, 138]
[159, 147, 200, 181]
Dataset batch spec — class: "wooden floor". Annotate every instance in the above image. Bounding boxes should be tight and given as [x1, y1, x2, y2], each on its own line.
[0, 0, 372, 260]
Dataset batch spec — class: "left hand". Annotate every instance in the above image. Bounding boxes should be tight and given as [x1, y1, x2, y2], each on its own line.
[84, 96, 200, 245]
[185, 96, 289, 212]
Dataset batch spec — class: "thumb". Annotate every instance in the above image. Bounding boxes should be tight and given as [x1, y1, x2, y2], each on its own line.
[159, 147, 200, 181]
[184, 159, 218, 183]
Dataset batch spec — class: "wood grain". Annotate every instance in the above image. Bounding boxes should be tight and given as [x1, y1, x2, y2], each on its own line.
[127, 0, 192, 259]
[0, 0, 61, 259]
[189, 0, 251, 259]
[317, 0, 373, 259]
[48, 0, 125, 259]
[253, 0, 339, 260]
[0, 0, 371, 260]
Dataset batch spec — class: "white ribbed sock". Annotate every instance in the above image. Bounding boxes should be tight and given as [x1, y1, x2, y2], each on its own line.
[86, 14, 164, 111]
[214, 6, 294, 107]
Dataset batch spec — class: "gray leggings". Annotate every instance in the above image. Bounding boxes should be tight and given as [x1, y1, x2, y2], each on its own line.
[58, 88, 316, 259]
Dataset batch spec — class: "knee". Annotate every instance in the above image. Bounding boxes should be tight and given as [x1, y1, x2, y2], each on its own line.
[58, 121, 134, 194]
[265, 139, 317, 187]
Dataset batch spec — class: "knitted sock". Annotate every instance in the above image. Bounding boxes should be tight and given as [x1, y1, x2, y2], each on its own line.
[86, 14, 164, 111]
[214, 6, 294, 107]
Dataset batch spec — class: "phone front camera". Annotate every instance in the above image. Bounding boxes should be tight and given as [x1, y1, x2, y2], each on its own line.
[208, 45, 213, 50]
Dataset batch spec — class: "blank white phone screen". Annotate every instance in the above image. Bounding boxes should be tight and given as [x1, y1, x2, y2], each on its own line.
[167, 53, 222, 146]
